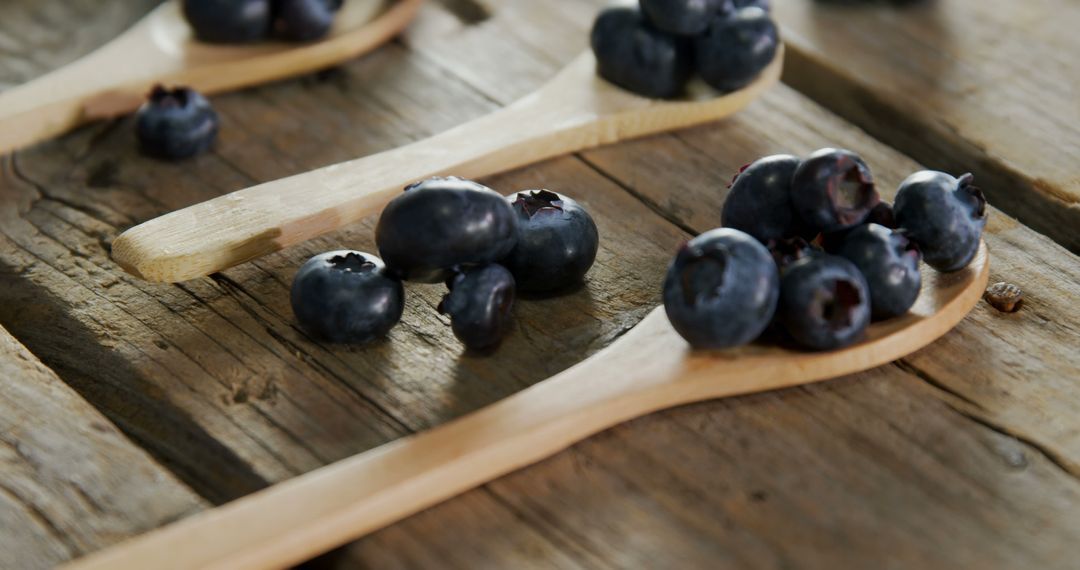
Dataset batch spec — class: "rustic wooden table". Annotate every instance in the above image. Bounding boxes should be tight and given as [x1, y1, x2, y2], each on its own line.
[1, 0, 1078, 568]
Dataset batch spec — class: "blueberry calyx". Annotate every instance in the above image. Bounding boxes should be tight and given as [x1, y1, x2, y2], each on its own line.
[816, 279, 862, 330]
[328, 252, 377, 272]
[827, 159, 878, 227]
[514, 189, 565, 217]
[957, 173, 988, 219]
[678, 243, 727, 306]
[767, 236, 815, 269]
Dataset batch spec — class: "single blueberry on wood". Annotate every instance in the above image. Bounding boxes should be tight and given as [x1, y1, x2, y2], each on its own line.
[791, 148, 880, 234]
[778, 254, 871, 350]
[135, 85, 219, 160]
[501, 190, 599, 293]
[376, 177, 519, 283]
[894, 171, 987, 272]
[695, 7, 780, 92]
[837, 224, 922, 320]
[721, 154, 807, 243]
[590, 5, 694, 99]
[290, 251, 405, 343]
[182, 0, 273, 43]
[439, 264, 516, 351]
[663, 228, 780, 349]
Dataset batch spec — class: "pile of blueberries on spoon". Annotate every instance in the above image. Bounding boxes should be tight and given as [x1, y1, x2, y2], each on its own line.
[591, 0, 778, 99]
[664, 148, 988, 351]
[183, 0, 345, 44]
[290, 178, 600, 351]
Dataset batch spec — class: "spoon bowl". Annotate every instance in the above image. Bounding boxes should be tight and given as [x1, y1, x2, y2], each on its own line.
[0, 0, 423, 154]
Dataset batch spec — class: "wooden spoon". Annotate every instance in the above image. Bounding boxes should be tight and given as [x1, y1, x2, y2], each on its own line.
[110, 47, 787, 283]
[67, 243, 990, 570]
[0, 0, 423, 155]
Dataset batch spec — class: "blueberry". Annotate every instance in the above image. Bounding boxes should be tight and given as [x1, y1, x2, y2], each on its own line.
[375, 177, 518, 283]
[836, 224, 921, 320]
[663, 228, 780, 349]
[500, 190, 599, 293]
[767, 236, 820, 270]
[273, 0, 337, 42]
[821, 201, 896, 253]
[791, 148, 881, 234]
[182, 0, 272, 43]
[640, 0, 727, 36]
[439, 264, 516, 351]
[290, 251, 405, 343]
[721, 154, 808, 243]
[778, 254, 871, 350]
[695, 7, 780, 92]
[590, 5, 694, 99]
[894, 171, 987, 272]
[135, 86, 219, 160]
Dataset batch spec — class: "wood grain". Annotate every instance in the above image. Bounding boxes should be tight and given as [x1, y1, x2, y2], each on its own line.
[1, 0, 1079, 568]
[0, 325, 205, 570]
[772, 0, 1080, 252]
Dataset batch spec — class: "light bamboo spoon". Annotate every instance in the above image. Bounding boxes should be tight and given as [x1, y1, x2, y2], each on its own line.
[0, 0, 422, 155]
[111, 47, 786, 283]
[68, 243, 990, 570]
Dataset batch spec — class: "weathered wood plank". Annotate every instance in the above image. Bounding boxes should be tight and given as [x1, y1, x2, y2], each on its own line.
[771, 0, 1080, 252]
[0, 325, 205, 570]
[1, 0, 1079, 568]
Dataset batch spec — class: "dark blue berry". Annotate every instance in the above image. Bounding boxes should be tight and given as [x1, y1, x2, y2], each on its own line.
[591, 5, 694, 99]
[663, 228, 780, 349]
[135, 86, 219, 160]
[768, 236, 820, 270]
[837, 224, 921, 320]
[821, 201, 896, 253]
[375, 177, 518, 283]
[695, 7, 780, 92]
[290, 251, 404, 343]
[273, 0, 337, 42]
[501, 190, 599, 293]
[778, 254, 871, 351]
[439, 264, 516, 351]
[791, 148, 880, 234]
[894, 171, 987, 272]
[721, 154, 808, 243]
[640, 0, 727, 36]
[182, 0, 272, 43]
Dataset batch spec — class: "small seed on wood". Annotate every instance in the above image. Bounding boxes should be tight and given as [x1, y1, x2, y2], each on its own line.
[984, 282, 1023, 313]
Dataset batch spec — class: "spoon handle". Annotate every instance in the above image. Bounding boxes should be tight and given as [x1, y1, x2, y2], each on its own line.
[64, 309, 683, 570]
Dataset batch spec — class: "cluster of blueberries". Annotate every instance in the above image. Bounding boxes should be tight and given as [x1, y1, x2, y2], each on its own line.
[664, 148, 988, 351]
[183, 0, 344, 44]
[290, 178, 600, 351]
[590, 0, 778, 99]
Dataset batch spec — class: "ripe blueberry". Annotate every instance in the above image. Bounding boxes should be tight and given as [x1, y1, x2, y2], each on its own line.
[778, 254, 871, 350]
[375, 177, 518, 283]
[821, 201, 896, 253]
[836, 224, 921, 320]
[273, 0, 337, 42]
[663, 228, 780, 349]
[695, 7, 780, 92]
[894, 171, 987, 272]
[791, 148, 880, 234]
[640, 0, 727, 36]
[590, 5, 694, 99]
[500, 190, 599, 293]
[135, 86, 219, 160]
[290, 251, 405, 343]
[439, 264, 516, 351]
[182, 0, 272, 43]
[721, 154, 808, 243]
